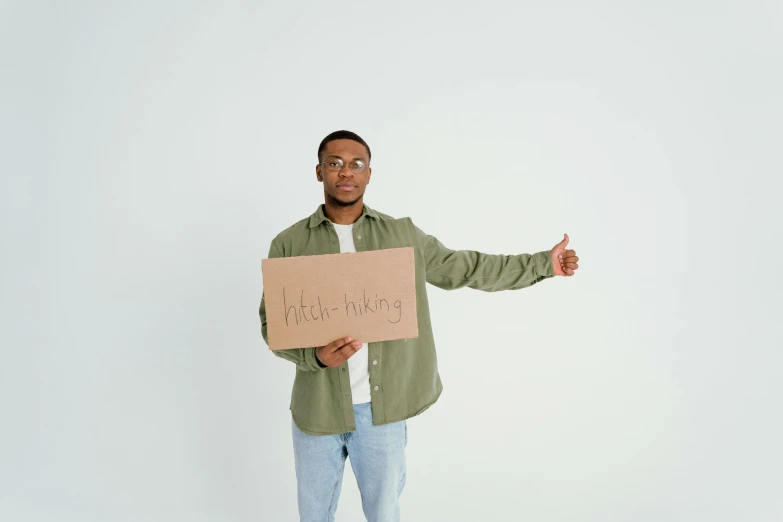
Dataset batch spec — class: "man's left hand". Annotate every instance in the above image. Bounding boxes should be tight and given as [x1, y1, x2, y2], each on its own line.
[550, 233, 579, 277]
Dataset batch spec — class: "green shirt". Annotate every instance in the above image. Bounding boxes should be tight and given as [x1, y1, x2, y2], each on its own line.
[259, 204, 554, 436]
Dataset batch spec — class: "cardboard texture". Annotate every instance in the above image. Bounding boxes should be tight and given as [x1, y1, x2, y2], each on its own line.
[262, 247, 419, 350]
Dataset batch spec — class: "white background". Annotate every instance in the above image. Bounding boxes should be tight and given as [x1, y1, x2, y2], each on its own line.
[1, 1, 781, 521]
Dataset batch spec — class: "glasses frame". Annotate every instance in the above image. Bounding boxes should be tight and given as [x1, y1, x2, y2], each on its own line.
[319, 157, 369, 175]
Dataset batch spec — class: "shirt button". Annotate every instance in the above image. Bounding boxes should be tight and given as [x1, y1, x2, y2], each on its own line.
[357, 235, 362, 240]
[372, 360, 377, 365]
[341, 367, 346, 372]
[344, 394, 349, 398]
[373, 386, 379, 391]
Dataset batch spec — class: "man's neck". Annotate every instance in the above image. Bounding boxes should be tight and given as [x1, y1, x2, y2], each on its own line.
[324, 198, 364, 225]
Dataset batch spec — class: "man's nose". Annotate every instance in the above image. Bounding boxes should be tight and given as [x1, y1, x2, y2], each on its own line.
[338, 165, 353, 177]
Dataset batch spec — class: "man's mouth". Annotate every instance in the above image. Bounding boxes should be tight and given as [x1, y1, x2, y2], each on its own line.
[337, 184, 357, 191]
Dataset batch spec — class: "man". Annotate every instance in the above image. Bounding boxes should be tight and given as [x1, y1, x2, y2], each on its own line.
[259, 130, 579, 522]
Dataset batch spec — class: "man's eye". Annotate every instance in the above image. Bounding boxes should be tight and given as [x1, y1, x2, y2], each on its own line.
[328, 161, 341, 167]
[352, 162, 365, 169]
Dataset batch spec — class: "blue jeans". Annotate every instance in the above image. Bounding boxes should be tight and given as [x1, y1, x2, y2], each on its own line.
[292, 402, 407, 522]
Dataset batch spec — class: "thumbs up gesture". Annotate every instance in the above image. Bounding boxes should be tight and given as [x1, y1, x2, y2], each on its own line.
[550, 233, 579, 277]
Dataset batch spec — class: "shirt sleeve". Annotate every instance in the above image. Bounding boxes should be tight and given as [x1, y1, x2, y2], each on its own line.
[259, 239, 326, 372]
[413, 222, 555, 291]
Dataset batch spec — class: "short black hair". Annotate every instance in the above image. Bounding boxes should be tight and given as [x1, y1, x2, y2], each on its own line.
[318, 130, 371, 163]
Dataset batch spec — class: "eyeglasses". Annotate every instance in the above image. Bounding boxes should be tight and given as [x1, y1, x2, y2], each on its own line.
[319, 158, 368, 175]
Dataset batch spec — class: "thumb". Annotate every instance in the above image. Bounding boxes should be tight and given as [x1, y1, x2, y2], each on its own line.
[556, 233, 569, 249]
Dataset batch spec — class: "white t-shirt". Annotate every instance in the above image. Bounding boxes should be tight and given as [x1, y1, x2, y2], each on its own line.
[331, 223, 371, 404]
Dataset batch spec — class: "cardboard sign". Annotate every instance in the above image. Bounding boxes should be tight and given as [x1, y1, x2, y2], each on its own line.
[262, 247, 419, 350]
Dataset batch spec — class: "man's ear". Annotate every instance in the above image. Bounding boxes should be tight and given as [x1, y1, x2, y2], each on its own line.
[366, 166, 372, 184]
[315, 164, 323, 182]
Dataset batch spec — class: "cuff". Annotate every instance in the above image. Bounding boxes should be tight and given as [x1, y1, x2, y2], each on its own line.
[534, 250, 555, 278]
[303, 347, 327, 371]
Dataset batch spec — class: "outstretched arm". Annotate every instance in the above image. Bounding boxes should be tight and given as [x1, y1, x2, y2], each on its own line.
[415, 224, 579, 291]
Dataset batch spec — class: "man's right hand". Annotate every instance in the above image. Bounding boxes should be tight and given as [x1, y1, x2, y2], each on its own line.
[315, 337, 362, 368]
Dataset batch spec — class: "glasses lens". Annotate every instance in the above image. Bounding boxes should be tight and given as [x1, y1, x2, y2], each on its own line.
[349, 161, 366, 174]
[325, 158, 344, 172]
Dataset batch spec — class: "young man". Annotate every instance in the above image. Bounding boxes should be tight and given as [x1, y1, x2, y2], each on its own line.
[259, 130, 579, 522]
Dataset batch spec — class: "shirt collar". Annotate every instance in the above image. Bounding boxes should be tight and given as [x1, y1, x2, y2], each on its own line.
[308, 203, 380, 228]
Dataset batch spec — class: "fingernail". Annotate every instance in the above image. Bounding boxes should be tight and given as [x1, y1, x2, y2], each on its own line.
[354, 342, 361, 347]
[346, 337, 352, 342]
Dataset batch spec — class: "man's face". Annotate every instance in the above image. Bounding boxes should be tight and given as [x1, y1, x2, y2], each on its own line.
[316, 139, 372, 207]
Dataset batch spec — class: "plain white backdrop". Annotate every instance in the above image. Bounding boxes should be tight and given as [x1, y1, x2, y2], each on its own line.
[1, 1, 781, 521]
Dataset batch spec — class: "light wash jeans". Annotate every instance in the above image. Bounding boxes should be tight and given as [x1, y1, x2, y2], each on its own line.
[292, 402, 407, 522]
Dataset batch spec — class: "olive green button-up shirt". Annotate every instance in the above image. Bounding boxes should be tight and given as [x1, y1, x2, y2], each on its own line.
[259, 204, 554, 436]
